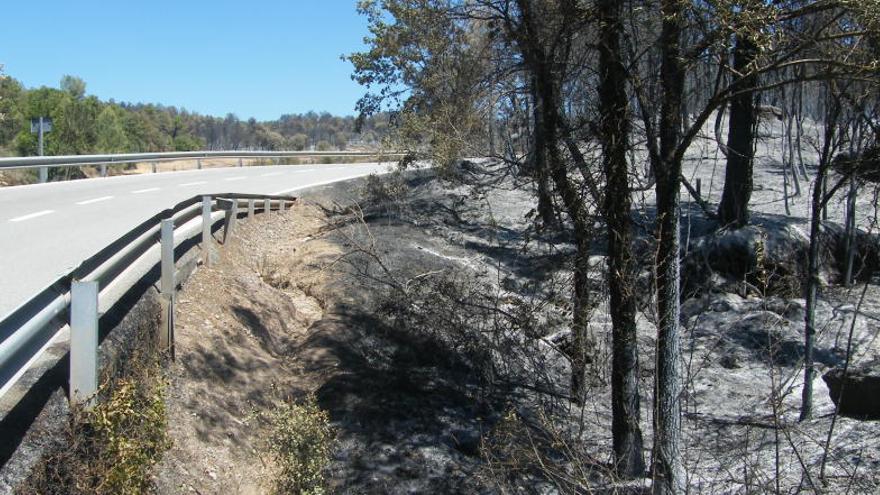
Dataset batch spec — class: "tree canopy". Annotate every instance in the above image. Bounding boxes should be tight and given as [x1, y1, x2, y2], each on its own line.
[0, 75, 391, 156]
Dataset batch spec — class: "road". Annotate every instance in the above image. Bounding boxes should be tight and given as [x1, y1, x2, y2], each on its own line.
[0, 162, 391, 318]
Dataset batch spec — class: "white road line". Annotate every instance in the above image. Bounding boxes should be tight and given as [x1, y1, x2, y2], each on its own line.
[272, 173, 371, 195]
[75, 195, 114, 205]
[179, 181, 207, 187]
[261, 172, 282, 177]
[224, 176, 245, 181]
[9, 210, 54, 222]
[132, 187, 160, 194]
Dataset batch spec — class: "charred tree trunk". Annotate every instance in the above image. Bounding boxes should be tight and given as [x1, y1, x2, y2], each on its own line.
[534, 64, 594, 401]
[801, 92, 840, 421]
[516, 0, 593, 401]
[718, 34, 758, 227]
[598, 0, 645, 478]
[531, 77, 557, 230]
[653, 1, 685, 492]
[801, 151, 826, 422]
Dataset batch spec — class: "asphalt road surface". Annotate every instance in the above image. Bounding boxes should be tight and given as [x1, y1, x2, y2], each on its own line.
[0, 162, 391, 318]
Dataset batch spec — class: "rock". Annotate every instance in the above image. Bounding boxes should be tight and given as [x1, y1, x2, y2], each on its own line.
[718, 353, 741, 369]
[822, 361, 880, 419]
[683, 219, 880, 298]
[757, 104, 784, 121]
[448, 428, 481, 457]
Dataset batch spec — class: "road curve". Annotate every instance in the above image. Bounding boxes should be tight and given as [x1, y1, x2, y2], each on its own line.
[0, 162, 392, 318]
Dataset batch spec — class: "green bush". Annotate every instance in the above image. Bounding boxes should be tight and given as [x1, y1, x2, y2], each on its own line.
[18, 358, 170, 495]
[87, 373, 170, 494]
[266, 396, 334, 495]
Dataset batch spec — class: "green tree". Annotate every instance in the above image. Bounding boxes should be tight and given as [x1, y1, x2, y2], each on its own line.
[334, 130, 348, 150]
[95, 106, 130, 153]
[290, 133, 309, 150]
[60, 75, 87, 100]
[14, 87, 67, 155]
[0, 72, 24, 146]
[172, 134, 202, 151]
[55, 96, 100, 154]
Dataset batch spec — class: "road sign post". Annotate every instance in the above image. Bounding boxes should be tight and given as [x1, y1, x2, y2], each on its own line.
[30, 117, 53, 183]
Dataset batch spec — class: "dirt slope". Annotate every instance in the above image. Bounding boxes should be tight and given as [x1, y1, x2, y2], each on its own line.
[154, 206, 336, 494]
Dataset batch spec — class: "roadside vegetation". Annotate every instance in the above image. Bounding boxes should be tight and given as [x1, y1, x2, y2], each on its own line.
[263, 396, 334, 495]
[0, 72, 390, 161]
[17, 349, 169, 495]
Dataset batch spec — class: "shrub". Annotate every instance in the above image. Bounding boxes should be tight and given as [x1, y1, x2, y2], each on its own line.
[266, 395, 334, 495]
[18, 357, 170, 495]
[359, 170, 409, 210]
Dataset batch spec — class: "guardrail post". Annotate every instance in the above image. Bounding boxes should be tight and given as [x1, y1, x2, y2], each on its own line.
[248, 199, 255, 219]
[152, 162, 158, 173]
[239, 158, 243, 168]
[279, 200, 286, 212]
[100, 164, 107, 177]
[264, 198, 271, 215]
[197, 158, 203, 170]
[70, 280, 99, 408]
[160, 219, 175, 355]
[39, 167, 48, 183]
[220, 199, 238, 243]
[201, 196, 215, 266]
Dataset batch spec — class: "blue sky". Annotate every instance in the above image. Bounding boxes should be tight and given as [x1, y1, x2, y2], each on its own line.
[0, 1, 371, 120]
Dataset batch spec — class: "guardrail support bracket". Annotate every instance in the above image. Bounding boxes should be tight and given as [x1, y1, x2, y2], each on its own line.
[219, 199, 238, 243]
[201, 196, 216, 266]
[248, 199, 255, 219]
[159, 293, 175, 359]
[70, 280, 99, 408]
[160, 219, 176, 356]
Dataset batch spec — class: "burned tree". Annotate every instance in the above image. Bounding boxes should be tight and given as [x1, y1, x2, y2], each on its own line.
[597, 0, 645, 478]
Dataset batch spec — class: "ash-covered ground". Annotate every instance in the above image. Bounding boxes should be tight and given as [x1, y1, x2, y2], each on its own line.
[157, 115, 880, 493]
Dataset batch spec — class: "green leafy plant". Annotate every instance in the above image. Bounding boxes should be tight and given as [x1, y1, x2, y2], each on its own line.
[18, 357, 170, 495]
[266, 395, 334, 495]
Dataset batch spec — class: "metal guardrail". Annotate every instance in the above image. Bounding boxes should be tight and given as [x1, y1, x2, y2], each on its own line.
[0, 149, 404, 183]
[0, 191, 296, 406]
[0, 150, 399, 170]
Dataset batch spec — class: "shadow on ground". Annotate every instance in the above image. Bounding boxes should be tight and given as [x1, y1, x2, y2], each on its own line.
[296, 305, 498, 494]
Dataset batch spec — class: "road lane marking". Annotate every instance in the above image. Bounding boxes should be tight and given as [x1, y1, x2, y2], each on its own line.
[132, 187, 160, 194]
[272, 173, 371, 195]
[9, 210, 54, 222]
[75, 195, 114, 205]
[224, 176, 245, 181]
[261, 172, 282, 177]
[179, 181, 207, 187]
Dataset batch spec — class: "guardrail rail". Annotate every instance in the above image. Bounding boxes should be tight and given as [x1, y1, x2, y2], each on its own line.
[0, 149, 403, 182]
[0, 191, 296, 407]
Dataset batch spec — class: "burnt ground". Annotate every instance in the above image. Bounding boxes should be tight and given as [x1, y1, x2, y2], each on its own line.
[155, 161, 880, 494]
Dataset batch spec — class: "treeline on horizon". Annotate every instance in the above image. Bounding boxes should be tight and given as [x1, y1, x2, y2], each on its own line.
[0, 74, 390, 157]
